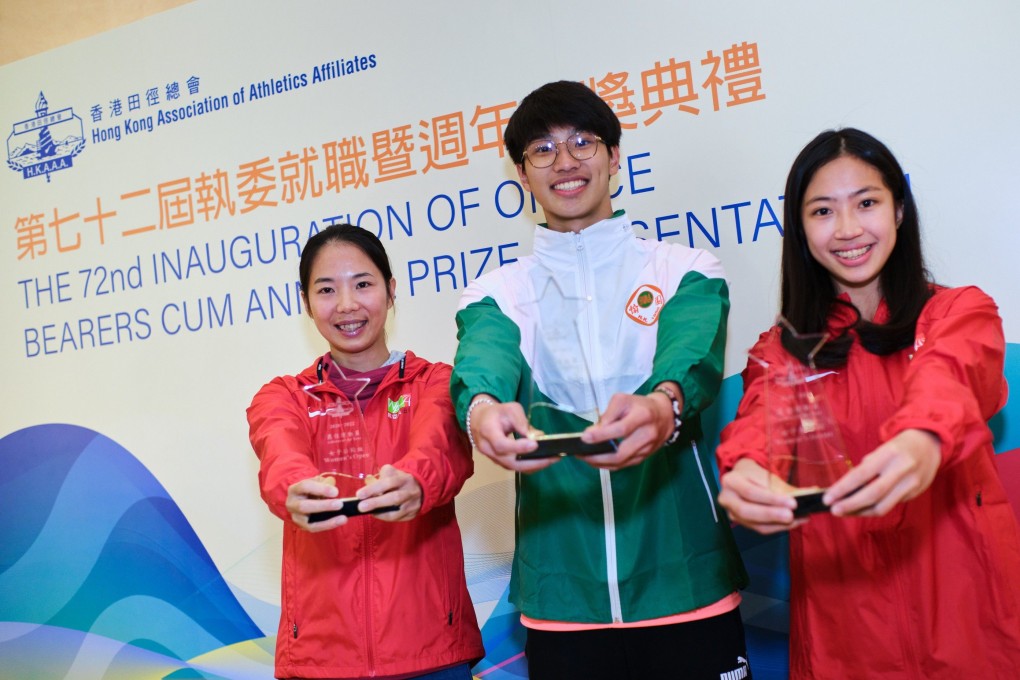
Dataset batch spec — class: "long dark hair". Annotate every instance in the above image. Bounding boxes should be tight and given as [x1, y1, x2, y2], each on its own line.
[780, 128, 933, 367]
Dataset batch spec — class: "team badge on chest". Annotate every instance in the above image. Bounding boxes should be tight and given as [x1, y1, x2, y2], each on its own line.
[626, 284, 665, 326]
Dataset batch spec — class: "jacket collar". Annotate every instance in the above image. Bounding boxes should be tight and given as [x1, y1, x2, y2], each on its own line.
[532, 210, 633, 268]
[828, 293, 891, 334]
[299, 350, 421, 399]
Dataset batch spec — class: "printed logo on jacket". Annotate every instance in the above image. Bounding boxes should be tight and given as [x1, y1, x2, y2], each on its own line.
[626, 284, 665, 326]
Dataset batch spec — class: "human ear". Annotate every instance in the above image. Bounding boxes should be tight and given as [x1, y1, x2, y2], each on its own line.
[608, 146, 621, 176]
[387, 278, 397, 307]
[516, 163, 531, 191]
[896, 202, 903, 228]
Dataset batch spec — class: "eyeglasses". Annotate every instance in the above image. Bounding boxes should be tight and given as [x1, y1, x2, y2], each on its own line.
[522, 132, 603, 168]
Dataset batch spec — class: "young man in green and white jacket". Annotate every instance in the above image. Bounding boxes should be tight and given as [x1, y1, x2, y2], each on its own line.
[451, 80, 751, 680]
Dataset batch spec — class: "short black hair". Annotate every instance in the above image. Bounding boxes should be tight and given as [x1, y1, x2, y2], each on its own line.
[503, 80, 622, 165]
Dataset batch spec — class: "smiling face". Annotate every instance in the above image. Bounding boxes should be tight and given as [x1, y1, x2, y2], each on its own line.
[516, 125, 620, 233]
[801, 154, 903, 315]
[303, 241, 396, 371]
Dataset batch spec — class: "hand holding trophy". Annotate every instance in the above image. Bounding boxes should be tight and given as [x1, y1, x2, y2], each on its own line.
[305, 369, 399, 522]
[754, 318, 851, 517]
[514, 273, 619, 460]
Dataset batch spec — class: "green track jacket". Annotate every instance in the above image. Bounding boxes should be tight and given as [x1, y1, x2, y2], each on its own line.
[451, 212, 748, 623]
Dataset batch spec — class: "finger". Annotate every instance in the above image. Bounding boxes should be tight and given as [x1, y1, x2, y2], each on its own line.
[357, 475, 402, 499]
[721, 505, 798, 533]
[360, 501, 402, 518]
[479, 437, 544, 471]
[291, 506, 348, 532]
[823, 461, 881, 506]
[583, 420, 630, 444]
[293, 479, 340, 499]
[718, 488, 798, 529]
[583, 439, 652, 471]
[724, 475, 798, 510]
[373, 496, 422, 522]
[828, 476, 890, 516]
[598, 393, 632, 422]
[591, 418, 659, 462]
[358, 486, 409, 513]
[373, 463, 399, 479]
[507, 454, 562, 474]
[852, 476, 918, 517]
[293, 495, 347, 517]
[583, 405, 641, 443]
[309, 513, 349, 531]
[486, 401, 532, 438]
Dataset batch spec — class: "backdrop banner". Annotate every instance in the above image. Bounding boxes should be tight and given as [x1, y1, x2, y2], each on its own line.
[1, 2, 1017, 678]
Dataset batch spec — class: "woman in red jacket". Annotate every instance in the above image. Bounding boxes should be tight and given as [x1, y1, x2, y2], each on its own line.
[248, 224, 484, 679]
[716, 128, 1020, 678]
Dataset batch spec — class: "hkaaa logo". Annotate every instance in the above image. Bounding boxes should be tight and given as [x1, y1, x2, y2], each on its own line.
[7, 91, 85, 182]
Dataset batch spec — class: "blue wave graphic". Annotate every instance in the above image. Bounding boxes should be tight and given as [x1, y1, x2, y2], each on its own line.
[0, 424, 263, 677]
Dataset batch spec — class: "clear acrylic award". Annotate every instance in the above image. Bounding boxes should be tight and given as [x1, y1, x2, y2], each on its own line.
[514, 274, 618, 460]
[304, 367, 398, 521]
[753, 318, 851, 516]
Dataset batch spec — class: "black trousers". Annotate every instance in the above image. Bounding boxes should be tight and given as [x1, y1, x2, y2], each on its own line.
[524, 608, 752, 680]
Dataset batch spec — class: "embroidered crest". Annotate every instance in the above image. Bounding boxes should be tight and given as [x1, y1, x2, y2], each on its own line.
[625, 284, 665, 326]
[387, 394, 411, 419]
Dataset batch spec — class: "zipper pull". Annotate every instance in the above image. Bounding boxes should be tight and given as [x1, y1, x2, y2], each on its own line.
[293, 623, 298, 638]
[448, 611, 453, 626]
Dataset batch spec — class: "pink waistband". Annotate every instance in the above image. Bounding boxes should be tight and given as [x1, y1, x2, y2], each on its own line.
[520, 592, 741, 631]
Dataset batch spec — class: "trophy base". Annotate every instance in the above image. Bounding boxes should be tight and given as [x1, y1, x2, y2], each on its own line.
[308, 497, 401, 523]
[516, 432, 618, 460]
[791, 487, 828, 517]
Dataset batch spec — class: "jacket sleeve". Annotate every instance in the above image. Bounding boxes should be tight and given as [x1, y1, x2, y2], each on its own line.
[648, 267, 730, 420]
[392, 363, 475, 515]
[450, 295, 524, 425]
[879, 286, 1008, 467]
[715, 327, 783, 476]
[247, 378, 321, 521]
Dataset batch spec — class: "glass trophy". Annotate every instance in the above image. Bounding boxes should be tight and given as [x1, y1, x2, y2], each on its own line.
[514, 274, 618, 460]
[753, 318, 851, 517]
[304, 367, 398, 521]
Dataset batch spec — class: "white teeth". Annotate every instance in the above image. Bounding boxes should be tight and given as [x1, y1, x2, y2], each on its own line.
[835, 245, 871, 259]
[553, 180, 586, 191]
[337, 322, 364, 332]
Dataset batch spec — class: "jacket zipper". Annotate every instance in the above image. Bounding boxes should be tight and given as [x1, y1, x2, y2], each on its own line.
[301, 360, 412, 676]
[441, 526, 453, 626]
[600, 468, 623, 622]
[575, 231, 624, 623]
[363, 516, 376, 675]
[691, 441, 719, 522]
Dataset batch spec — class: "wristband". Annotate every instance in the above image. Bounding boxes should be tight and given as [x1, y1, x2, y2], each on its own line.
[653, 386, 682, 446]
[465, 397, 496, 451]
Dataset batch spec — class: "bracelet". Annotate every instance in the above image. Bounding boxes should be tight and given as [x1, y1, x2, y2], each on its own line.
[653, 386, 682, 446]
[465, 397, 496, 451]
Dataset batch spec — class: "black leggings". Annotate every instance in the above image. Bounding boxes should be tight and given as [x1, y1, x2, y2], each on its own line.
[524, 608, 752, 680]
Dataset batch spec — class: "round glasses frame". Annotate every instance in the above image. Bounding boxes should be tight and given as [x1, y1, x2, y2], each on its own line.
[522, 133, 604, 168]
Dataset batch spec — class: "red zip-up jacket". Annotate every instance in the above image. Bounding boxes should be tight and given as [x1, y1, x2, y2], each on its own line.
[248, 351, 484, 679]
[718, 286, 1020, 679]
